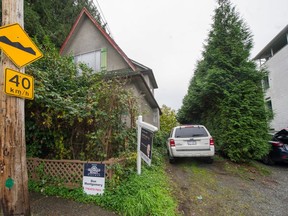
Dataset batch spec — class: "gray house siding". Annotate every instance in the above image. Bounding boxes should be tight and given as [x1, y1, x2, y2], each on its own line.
[124, 80, 160, 128]
[61, 16, 130, 71]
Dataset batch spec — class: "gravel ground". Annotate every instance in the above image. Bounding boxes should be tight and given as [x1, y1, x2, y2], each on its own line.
[252, 164, 288, 216]
[166, 157, 288, 216]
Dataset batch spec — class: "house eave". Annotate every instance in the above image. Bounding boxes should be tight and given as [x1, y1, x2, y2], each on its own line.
[130, 59, 158, 89]
[253, 25, 288, 60]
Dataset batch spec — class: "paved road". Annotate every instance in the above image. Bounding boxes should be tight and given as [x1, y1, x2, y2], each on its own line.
[30, 192, 118, 216]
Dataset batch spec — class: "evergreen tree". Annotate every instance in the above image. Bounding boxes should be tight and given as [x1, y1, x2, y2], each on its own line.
[178, 0, 269, 162]
[0, 0, 101, 48]
[25, 0, 101, 48]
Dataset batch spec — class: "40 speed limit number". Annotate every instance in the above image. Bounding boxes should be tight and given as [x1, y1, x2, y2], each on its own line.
[4, 68, 34, 100]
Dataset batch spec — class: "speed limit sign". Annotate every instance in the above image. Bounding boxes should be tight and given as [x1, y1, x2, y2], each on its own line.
[4, 68, 34, 100]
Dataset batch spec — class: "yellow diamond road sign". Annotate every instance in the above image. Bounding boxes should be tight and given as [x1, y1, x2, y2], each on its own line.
[5, 68, 34, 100]
[0, 23, 43, 68]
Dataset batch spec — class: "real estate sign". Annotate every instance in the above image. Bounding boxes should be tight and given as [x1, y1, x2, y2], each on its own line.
[83, 163, 105, 195]
[136, 116, 158, 174]
[140, 128, 154, 166]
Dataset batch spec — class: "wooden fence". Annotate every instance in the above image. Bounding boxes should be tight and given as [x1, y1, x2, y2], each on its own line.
[27, 157, 124, 188]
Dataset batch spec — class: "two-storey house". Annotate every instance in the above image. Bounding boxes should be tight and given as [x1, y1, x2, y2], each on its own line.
[60, 8, 161, 128]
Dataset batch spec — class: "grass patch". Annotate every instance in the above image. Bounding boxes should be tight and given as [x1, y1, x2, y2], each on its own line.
[102, 166, 177, 216]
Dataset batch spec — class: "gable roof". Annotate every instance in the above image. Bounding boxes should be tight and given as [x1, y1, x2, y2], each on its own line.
[60, 7, 137, 71]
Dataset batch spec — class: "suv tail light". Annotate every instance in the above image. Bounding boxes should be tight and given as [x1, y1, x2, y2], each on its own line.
[170, 139, 175, 147]
[210, 137, 214, 146]
[271, 141, 283, 147]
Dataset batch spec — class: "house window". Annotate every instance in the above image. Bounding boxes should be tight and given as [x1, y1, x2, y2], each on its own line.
[74, 48, 107, 73]
[266, 100, 273, 112]
[263, 75, 270, 90]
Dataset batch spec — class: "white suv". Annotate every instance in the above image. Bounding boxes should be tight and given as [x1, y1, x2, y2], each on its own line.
[167, 125, 215, 163]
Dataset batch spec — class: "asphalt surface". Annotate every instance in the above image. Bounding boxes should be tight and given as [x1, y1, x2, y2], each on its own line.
[30, 192, 118, 216]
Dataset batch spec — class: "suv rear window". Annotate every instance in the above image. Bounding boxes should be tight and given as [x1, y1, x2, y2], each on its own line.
[174, 127, 208, 138]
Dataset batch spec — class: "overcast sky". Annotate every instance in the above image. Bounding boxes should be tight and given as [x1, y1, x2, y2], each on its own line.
[95, 0, 288, 111]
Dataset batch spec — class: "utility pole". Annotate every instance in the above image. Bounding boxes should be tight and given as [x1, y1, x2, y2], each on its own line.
[0, 0, 31, 215]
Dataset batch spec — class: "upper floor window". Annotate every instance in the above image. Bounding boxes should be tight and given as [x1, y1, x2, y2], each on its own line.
[266, 100, 273, 115]
[263, 75, 270, 90]
[74, 48, 107, 74]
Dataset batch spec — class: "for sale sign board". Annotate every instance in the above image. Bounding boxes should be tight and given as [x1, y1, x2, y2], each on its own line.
[140, 128, 154, 166]
[136, 116, 158, 174]
[83, 163, 105, 195]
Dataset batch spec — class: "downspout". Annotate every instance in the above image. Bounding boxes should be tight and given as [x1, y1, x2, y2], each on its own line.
[270, 48, 274, 57]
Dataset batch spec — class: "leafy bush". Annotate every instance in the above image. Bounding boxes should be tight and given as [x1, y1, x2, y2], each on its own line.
[153, 131, 169, 148]
[25, 39, 138, 161]
[153, 105, 178, 151]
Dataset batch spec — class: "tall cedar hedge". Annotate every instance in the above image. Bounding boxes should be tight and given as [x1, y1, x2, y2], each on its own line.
[177, 0, 270, 162]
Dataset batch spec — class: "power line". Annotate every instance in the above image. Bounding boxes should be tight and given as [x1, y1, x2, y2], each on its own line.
[93, 0, 114, 38]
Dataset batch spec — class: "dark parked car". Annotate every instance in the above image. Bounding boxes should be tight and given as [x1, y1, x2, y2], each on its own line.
[262, 129, 288, 165]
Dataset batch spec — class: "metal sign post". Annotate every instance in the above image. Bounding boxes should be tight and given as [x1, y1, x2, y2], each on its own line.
[136, 116, 158, 175]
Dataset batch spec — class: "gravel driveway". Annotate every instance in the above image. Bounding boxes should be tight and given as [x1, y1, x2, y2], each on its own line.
[166, 157, 288, 216]
[253, 164, 288, 216]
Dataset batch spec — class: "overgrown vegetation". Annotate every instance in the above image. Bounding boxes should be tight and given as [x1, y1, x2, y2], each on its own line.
[177, 0, 270, 162]
[154, 105, 178, 149]
[25, 39, 138, 161]
[4, 2, 178, 214]
[29, 148, 178, 216]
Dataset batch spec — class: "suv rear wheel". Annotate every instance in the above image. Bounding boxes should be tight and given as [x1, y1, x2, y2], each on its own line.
[205, 157, 214, 164]
[167, 149, 175, 163]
